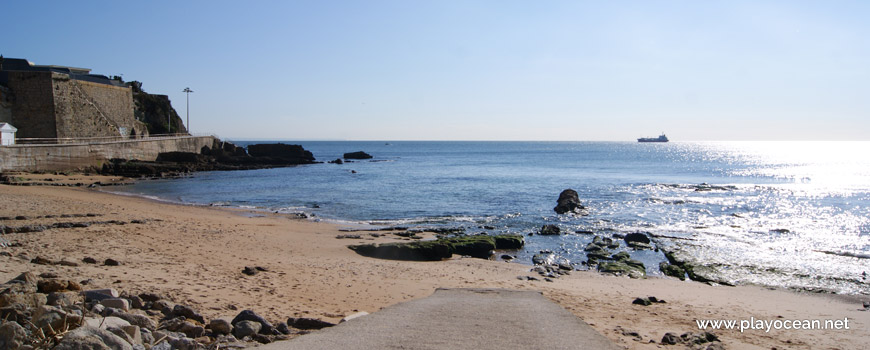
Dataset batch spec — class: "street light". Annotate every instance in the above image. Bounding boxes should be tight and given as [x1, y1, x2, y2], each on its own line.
[183, 87, 193, 134]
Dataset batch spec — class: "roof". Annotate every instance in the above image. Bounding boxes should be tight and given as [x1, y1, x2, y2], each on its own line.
[0, 123, 18, 132]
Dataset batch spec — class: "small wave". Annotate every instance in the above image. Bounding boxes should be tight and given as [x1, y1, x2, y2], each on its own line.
[815, 250, 870, 259]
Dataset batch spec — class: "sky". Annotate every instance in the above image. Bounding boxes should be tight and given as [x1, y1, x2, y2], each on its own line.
[2, 0, 868, 141]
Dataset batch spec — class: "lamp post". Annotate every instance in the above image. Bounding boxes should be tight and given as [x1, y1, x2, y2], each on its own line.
[183, 87, 193, 134]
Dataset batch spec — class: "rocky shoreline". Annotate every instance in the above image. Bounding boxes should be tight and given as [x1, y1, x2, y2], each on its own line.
[0, 271, 337, 350]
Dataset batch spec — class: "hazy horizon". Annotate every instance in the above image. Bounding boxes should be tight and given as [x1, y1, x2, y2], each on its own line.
[3, 1, 868, 141]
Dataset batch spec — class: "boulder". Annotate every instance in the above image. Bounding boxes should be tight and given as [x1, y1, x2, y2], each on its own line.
[0, 321, 27, 350]
[343, 151, 373, 160]
[599, 259, 646, 279]
[233, 320, 262, 338]
[83, 288, 120, 302]
[624, 232, 651, 245]
[170, 304, 206, 324]
[539, 225, 560, 235]
[208, 319, 232, 335]
[286, 317, 335, 330]
[37, 279, 69, 293]
[85, 316, 132, 330]
[54, 326, 133, 350]
[554, 189, 585, 214]
[231, 310, 274, 335]
[659, 262, 686, 280]
[101, 298, 131, 311]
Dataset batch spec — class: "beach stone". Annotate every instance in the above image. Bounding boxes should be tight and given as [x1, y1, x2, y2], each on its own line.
[82, 257, 98, 264]
[138, 293, 162, 302]
[209, 319, 232, 335]
[37, 279, 68, 293]
[276, 322, 291, 335]
[54, 326, 133, 350]
[242, 266, 258, 276]
[151, 341, 171, 350]
[102, 310, 157, 331]
[86, 316, 132, 330]
[107, 327, 137, 347]
[102, 298, 131, 311]
[661, 332, 680, 345]
[554, 189, 585, 214]
[169, 337, 199, 350]
[171, 304, 206, 324]
[232, 310, 274, 335]
[128, 296, 145, 309]
[632, 297, 652, 306]
[83, 288, 120, 302]
[140, 329, 154, 346]
[233, 320, 261, 338]
[33, 304, 74, 331]
[47, 291, 83, 307]
[624, 233, 651, 249]
[539, 224, 561, 235]
[152, 300, 174, 314]
[599, 259, 646, 279]
[0, 321, 27, 350]
[287, 317, 336, 330]
[104, 258, 121, 266]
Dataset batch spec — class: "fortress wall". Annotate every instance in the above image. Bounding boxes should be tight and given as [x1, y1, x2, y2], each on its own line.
[7, 72, 57, 139]
[52, 74, 135, 139]
[0, 135, 216, 172]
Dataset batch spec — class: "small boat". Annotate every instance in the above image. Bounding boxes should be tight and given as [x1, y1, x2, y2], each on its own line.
[638, 133, 669, 143]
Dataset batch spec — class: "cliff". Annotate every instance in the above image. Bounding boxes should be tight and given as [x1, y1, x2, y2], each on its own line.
[133, 92, 188, 135]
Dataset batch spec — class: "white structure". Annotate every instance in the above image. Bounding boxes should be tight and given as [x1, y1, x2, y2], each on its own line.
[0, 123, 17, 146]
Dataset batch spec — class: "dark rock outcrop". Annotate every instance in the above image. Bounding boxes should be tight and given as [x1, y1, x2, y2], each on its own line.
[539, 225, 561, 235]
[247, 143, 316, 164]
[554, 189, 585, 214]
[349, 235, 524, 261]
[343, 151, 373, 160]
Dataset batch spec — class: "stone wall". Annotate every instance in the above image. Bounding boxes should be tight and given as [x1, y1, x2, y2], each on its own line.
[0, 135, 216, 172]
[53, 75, 147, 139]
[7, 72, 57, 139]
[0, 85, 12, 123]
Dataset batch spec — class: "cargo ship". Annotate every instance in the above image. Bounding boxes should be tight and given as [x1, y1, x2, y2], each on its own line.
[637, 133, 669, 143]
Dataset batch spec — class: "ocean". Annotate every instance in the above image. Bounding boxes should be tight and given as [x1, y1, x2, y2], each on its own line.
[112, 141, 870, 295]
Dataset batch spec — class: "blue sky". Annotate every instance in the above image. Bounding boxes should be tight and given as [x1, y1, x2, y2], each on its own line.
[3, 1, 868, 141]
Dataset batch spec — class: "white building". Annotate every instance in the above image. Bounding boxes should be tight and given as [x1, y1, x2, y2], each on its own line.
[0, 123, 17, 146]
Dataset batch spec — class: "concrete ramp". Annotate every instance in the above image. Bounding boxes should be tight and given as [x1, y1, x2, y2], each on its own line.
[260, 288, 619, 350]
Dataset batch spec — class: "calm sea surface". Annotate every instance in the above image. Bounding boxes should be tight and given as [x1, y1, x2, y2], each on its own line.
[112, 141, 870, 294]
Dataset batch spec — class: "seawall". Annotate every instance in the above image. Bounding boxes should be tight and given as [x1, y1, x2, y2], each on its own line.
[0, 135, 216, 172]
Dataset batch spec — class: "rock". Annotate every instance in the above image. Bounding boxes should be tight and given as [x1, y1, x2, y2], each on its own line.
[33, 304, 76, 331]
[624, 233, 651, 246]
[231, 310, 274, 335]
[611, 251, 631, 262]
[101, 310, 157, 331]
[247, 143, 316, 164]
[54, 326, 133, 350]
[171, 304, 206, 324]
[209, 319, 233, 335]
[161, 318, 205, 338]
[121, 325, 142, 346]
[342, 151, 373, 160]
[632, 297, 652, 306]
[328, 158, 343, 164]
[128, 296, 145, 309]
[349, 235, 522, 261]
[599, 259, 646, 278]
[539, 224, 561, 235]
[47, 291, 83, 307]
[151, 341, 171, 350]
[151, 300, 174, 314]
[233, 320, 262, 338]
[83, 289, 120, 302]
[242, 266, 258, 276]
[85, 316, 132, 330]
[661, 332, 680, 345]
[101, 298, 131, 311]
[659, 262, 686, 280]
[286, 317, 335, 330]
[0, 321, 27, 350]
[138, 293, 162, 302]
[169, 337, 199, 350]
[104, 259, 121, 266]
[83, 257, 98, 264]
[554, 189, 585, 214]
[275, 322, 291, 335]
[38, 279, 69, 293]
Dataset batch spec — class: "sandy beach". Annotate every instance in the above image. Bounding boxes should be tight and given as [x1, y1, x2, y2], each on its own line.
[1, 183, 867, 349]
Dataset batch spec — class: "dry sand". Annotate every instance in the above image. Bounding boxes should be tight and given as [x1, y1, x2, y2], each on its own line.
[1, 184, 867, 349]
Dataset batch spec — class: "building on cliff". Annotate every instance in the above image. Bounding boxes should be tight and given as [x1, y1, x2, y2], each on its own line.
[0, 57, 155, 142]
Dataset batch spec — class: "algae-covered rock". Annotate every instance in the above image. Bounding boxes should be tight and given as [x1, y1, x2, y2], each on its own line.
[349, 235, 524, 261]
[599, 259, 646, 278]
[659, 262, 686, 280]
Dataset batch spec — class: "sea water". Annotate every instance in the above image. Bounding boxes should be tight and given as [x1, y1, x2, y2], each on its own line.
[112, 141, 870, 295]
